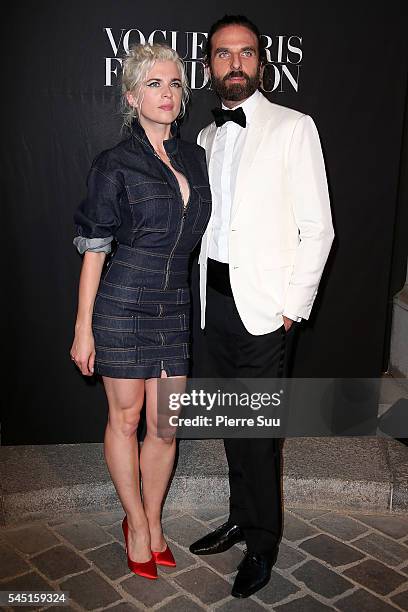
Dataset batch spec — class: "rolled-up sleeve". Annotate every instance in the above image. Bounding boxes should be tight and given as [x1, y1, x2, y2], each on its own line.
[73, 165, 122, 254]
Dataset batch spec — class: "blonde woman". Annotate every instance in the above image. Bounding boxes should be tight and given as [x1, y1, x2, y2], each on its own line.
[70, 43, 211, 579]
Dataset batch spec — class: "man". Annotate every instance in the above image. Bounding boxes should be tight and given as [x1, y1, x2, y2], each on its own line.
[189, 15, 334, 598]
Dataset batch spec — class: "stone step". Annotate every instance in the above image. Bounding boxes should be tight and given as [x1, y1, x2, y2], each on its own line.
[1, 437, 407, 527]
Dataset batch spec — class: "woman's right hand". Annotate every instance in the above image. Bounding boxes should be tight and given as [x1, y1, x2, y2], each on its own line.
[70, 329, 96, 376]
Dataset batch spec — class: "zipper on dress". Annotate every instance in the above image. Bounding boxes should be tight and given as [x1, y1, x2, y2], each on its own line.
[168, 153, 191, 214]
[154, 150, 191, 213]
[163, 212, 185, 290]
[152, 150, 189, 290]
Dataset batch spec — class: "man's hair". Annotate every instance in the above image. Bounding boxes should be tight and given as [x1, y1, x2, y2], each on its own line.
[205, 15, 266, 66]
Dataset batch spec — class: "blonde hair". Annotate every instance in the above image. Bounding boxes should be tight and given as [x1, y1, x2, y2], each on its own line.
[121, 43, 190, 129]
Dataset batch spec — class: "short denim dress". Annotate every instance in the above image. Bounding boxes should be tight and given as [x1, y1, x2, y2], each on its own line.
[73, 121, 211, 378]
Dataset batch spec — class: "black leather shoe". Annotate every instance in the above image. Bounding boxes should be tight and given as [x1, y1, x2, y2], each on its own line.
[231, 550, 278, 598]
[189, 522, 245, 555]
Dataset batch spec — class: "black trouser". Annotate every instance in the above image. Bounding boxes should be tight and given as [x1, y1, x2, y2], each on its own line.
[200, 259, 298, 557]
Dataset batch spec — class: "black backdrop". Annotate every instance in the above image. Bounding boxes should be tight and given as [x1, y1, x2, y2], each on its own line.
[2, 1, 408, 444]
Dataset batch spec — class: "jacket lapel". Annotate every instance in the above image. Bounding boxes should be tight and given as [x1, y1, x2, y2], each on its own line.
[203, 123, 217, 166]
[199, 122, 217, 263]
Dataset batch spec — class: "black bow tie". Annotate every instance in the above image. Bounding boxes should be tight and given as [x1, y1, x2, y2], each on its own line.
[212, 106, 246, 128]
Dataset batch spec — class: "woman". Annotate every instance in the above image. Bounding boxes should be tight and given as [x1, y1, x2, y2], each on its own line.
[70, 43, 211, 580]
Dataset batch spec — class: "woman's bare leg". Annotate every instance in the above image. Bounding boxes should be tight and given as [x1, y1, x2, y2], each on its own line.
[141, 371, 186, 551]
[102, 376, 151, 562]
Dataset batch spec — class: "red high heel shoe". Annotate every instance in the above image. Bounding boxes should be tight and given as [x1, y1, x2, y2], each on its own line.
[122, 516, 157, 579]
[152, 544, 176, 567]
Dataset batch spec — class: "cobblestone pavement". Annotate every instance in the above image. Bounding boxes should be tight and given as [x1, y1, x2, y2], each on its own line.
[1, 507, 408, 611]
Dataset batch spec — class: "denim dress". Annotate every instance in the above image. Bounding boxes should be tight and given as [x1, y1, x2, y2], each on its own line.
[73, 121, 211, 378]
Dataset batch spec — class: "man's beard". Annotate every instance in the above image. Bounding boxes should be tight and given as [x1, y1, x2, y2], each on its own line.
[211, 68, 261, 102]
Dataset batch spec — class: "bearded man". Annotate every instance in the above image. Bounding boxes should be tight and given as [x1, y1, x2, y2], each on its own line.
[189, 14, 335, 598]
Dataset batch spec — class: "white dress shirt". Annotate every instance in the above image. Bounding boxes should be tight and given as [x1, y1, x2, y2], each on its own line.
[208, 89, 301, 322]
[208, 89, 261, 264]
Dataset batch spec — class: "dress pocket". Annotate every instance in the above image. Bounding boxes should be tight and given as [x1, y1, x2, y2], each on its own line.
[126, 182, 173, 232]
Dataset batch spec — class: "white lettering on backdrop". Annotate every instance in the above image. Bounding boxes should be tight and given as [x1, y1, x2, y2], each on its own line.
[103, 28, 302, 92]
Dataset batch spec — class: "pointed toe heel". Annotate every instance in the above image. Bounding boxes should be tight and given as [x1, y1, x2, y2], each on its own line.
[127, 555, 158, 579]
[122, 516, 158, 579]
[152, 544, 176, 567]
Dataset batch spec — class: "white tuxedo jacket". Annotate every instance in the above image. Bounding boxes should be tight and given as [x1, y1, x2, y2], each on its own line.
[197, 94, 335, 335]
